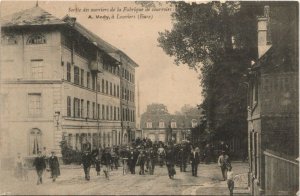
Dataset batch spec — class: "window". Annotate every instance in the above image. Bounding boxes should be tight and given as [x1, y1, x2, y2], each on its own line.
[133, 91, 135, 102]
[74, 66, 79, 85]
[97, 104, 100, 119]
[31, 59, 43, 79]
[28, 93, 42, 117]
[73, 98, 80, 118]
[110, 106, 113, 120]
[29, 128, 42, 155]
[146, 121, 152, 128]
[102, 105, 105, 120]
[87, 72, 90, 88]
[133, 110, 135, 122]
[117, 85, 120, 98]
[67, 62, 71, 82]
[159, 121, 165, 128]
[114, 84, 116, 97]
[2, 34, 17, 45]
[81, 69, 84, 86]
[110, 82, 112, 95]
[117, 107, 120, 120]
[67, 96, 71, 117]
[81, 99, 84, 118]
[171, 121, 177, 128]
[87, 101, 90, 118]
[102, 79, 105, 93]
[114, 106, 116, 120]
[92, 75, 96, 90]
[92, 102, 95, 119]
[27, 34, 46, 44]
[106, 81, 108, 94]
[106, 105, 109, 120]
[121, 87, 124, 99]
[122, 108, 125, 121]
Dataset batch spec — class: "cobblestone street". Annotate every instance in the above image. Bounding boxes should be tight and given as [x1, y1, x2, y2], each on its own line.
[0, 162, 249, 195]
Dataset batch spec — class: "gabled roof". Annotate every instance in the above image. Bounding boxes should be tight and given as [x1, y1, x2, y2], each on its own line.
[63, 15, 118, 54]
[1, 6, 65, 27]
[1, 6, 139, 67]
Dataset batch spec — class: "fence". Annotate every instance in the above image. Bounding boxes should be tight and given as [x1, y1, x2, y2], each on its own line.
[264, 150, 299, 195]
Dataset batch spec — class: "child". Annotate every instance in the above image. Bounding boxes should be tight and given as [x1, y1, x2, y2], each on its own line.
[227, 166, 235, 196]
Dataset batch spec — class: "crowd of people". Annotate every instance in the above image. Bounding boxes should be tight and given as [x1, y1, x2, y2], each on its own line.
[14, 139, 235, 194]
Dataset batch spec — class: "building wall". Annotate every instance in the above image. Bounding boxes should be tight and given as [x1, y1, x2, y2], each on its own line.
[248, 72, 298, 195]
[0, 26, 137, 159]
[1, 29, 62, 157]
[60, 36, 122, 149]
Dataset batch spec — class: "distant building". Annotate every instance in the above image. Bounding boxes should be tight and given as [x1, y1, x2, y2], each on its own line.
[140, 104, 201, 143]
[0, 5, 138, 161]
[247, 4, 298, 195]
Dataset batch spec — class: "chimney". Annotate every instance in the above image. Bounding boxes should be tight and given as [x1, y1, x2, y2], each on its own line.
[257, 5, 272, 58]
[63, 15, 77, 26]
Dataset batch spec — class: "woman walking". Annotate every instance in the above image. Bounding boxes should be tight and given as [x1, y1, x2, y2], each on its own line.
[49, 151, 60, 182]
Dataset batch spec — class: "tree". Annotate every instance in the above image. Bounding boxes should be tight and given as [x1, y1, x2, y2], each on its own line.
[158, 2, 261, 142]
[145, 103, 169, 115]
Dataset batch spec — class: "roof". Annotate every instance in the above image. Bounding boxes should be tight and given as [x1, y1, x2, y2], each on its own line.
[250, 19, 298, 74]
[63, 15, 118, 54]
[1, 6, 65, 27]
[140, 113, 202, 129]
[1, 6, 139, 67]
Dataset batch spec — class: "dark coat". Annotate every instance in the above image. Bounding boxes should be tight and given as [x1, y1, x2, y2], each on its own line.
[33, 156, 46, 171]
[165, 149, 175, 165]
[49, 155, 60, 176]
[178, 150, 187, 161]
[95, 159, 101, 172]
[82, 153, 93, 168]
[190, 151, 200, 165]
[101, 152, 112, 166]
[136, 153, 146, 165]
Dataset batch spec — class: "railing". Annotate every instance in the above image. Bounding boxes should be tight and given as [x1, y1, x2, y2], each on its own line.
[264, 150, 299, 195]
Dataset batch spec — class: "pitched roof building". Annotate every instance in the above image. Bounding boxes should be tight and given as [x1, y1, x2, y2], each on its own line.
[0, 5, 138, 162]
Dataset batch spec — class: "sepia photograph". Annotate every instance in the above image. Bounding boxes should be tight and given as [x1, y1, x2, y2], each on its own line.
[0, 1, 298, 195]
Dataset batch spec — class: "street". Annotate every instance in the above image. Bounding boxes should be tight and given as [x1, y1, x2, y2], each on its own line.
[0, 162, 249, 195]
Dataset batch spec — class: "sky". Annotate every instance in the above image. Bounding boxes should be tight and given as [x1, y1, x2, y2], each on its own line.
[1, 0, 203, 114]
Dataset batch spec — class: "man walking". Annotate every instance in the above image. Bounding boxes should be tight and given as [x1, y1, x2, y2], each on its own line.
[178, 147, 187, 172]
[101, 147, 113, 180]
[190, 147, 200, 177]
[218, 151, 230, 180]
[82, 150, 93, 181]
[165, 146, 176, 179]
[49, 151, 60, 182]
[33, 151, 46, 185]
[136, 150, 146, 175]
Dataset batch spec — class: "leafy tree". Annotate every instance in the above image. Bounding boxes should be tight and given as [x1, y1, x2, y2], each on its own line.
[145, 103, 169, 115]
[158, 2, 261, 142]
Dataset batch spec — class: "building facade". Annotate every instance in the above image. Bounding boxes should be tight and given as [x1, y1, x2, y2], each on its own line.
[140, 104, 201, 143]
[247, 4, 298, 195]
[0, 6, 138, 160]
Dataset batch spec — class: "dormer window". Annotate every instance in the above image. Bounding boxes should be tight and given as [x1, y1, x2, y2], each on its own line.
[159, 120, 165, 128]
[146, 121, 152, 128]
[27, 34, 46, 44]
[171, 120, 177, 128]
